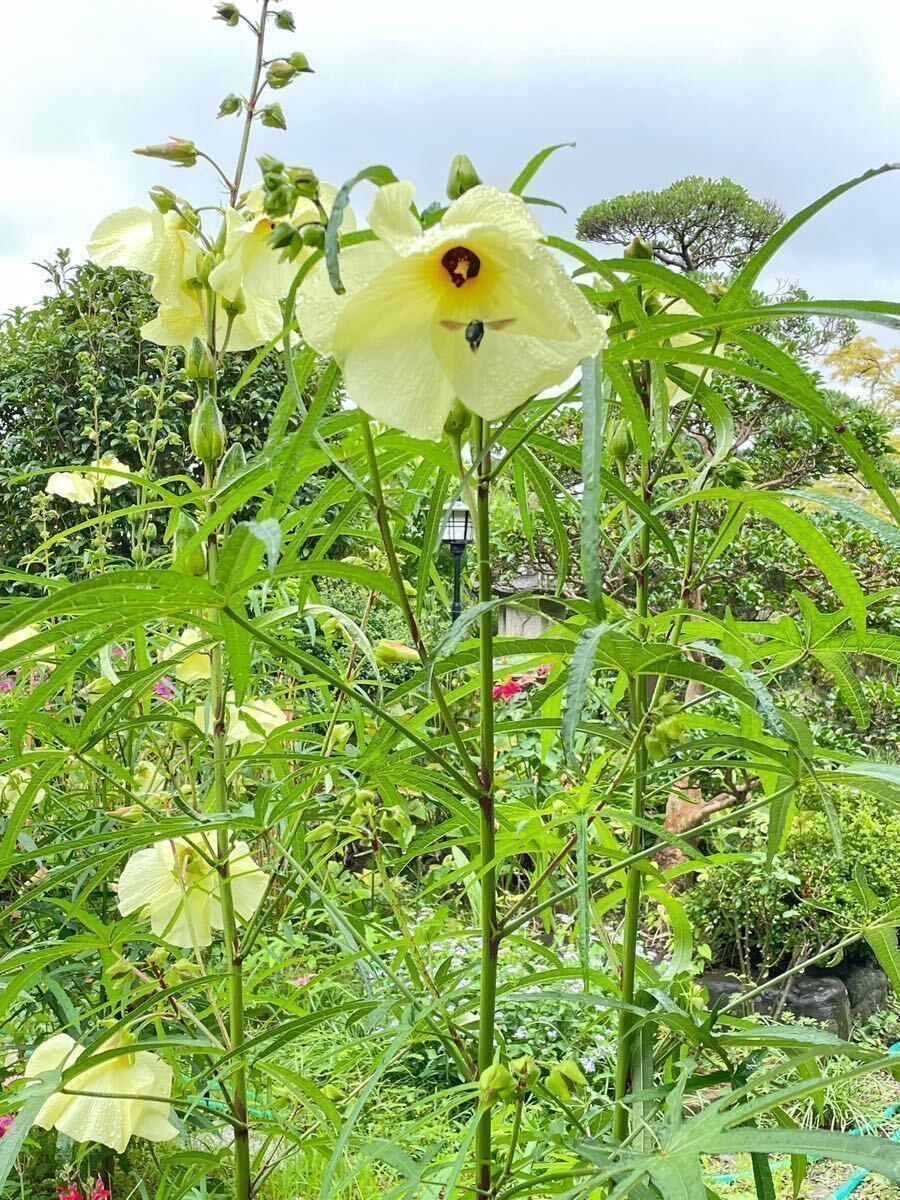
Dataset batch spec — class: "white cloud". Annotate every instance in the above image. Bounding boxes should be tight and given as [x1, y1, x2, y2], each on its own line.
[1, 0, 899, 315]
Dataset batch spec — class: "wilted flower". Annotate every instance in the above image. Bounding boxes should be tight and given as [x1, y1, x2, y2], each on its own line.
[296, 181, 609, 440]
[117, 834, 268, 947]
[45, 472, 95, 505]
[24, 1032, 177, 1154]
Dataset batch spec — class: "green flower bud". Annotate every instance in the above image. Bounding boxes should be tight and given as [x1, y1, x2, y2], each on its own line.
[274, 8, 295, 29]
[164, 958, 202, 986]
[266, 60, 296, 89]
[443, 399, 471, 436]
[215, 2, 240, 25]
[510, 1055, 540, 1090]
[375, 639, 421, 665]
[185, 337, 217, 382]
[217, 93, 243, 119]
[288, 51, 313, 73]
[109, 804, 144, 821]
[608, 418, 634, 465]
[624, 235, 653, 260]
[149, 185, 177, 214]
[146, 946, 169, 969]
[300, 222, 326, 248]
[189, 394, 227, 465]
[261, 103, 287, 130]
[222, 290, 247, 317]
[173, 511, 207, 577]
[321, 1084, 342, 1101]
[446, 153, 482, 200]
[290, 166, 319, 199]
[478, 1062, 516, 1108]
[215, 442, 248, 490]
[106, 955, 133, 981]
[306, 820, 336, 843]
[545, 1059, 587, 1102]
[134, 139, 198, 168]
[81, 676, 113, 699]
[171, 720, 196, 744]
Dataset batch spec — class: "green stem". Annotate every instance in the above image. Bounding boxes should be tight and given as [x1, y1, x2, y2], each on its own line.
[205, 456, 251, 1199]
[473, 417, 498, 1198]
[613, 412, 652, 1143]
[358, 415, 481, 787]
[231, 0, 270, 204]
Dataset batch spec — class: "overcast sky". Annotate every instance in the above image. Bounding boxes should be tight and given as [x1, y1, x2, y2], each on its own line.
[1, 0, 898, 322]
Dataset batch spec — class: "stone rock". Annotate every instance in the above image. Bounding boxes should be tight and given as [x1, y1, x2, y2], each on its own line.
[700, 970, 853, 1038]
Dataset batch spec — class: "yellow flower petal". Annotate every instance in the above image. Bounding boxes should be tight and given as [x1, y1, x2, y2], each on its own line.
[27, 1035, 176, 1154]
[443, 185, 544, 243]
[87, 207, 164, 274]
[45, 472, 96, 504]
[368, 181, 421, 251]
[295, 241, 398, 356]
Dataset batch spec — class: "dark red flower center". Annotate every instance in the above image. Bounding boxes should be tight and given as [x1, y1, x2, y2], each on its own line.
[441, 245, 481, 288]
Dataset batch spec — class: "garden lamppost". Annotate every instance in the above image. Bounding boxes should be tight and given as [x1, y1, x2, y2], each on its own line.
[442, 498, 474, 622]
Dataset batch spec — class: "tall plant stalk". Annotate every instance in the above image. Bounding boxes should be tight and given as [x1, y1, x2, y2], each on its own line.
[202, 398, 252, 1200]
[472, 416, 498, 1197]
[613, 383, 652, 1143]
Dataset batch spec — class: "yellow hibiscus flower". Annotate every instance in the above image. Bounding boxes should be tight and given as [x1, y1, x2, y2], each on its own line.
[295, 182, 609, 440]
[116, 834, 268, 948]
[159, 628, 211, 684]
[45, 472, 95, 504]
[87, 206, 201, 309]
[25, 1031, 177, 1154]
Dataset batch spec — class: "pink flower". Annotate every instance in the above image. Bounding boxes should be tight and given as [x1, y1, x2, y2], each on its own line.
[492, 679, 524, 702]
[153, 677, 176, 701]
[291, 974, 313, 988]
[536, 663, 552, 679]
[113, 645, 127, 659]
[0, 676, 15, 692]
[58, 1187, 83, 1200]
[0, 1114, 14, 1138]
[91, 1177, 111, 1200]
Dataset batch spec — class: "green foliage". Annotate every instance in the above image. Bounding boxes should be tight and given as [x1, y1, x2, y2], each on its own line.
[683, 791, 900, 974]
[0, 254, 295, 579]
[577, 175, 785, 273]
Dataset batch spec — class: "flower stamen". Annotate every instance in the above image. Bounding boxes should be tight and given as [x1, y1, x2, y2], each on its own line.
[441, 245, 481, 288]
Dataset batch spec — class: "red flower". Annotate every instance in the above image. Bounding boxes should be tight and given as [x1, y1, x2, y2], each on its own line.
[58, 1187, 83, 1200]
[91, 1177, 111, 1200]
[492, 679, 524, 702]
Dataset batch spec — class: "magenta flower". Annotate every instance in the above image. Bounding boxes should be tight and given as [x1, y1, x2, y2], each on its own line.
[0, 1114, 14, 1138]
[91, 1177, 111, 1200]
[153, 677, 176, 701]
[0, 676, 15, 692]
[291, 974, 313, 988]
[492, 678, 524, 702]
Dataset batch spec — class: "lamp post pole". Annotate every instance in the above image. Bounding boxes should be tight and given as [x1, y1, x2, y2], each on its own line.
[450, 541, 466, 622]
[442, 498, 474, 625]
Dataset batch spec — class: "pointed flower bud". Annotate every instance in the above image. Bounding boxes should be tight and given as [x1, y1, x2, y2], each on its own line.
[149, 185, 177, 214]
[375, 640, 421, 665]
[446, 153, 482, 200]
[274, 9, 295, 29]
[215, 2, 240, 25]
[189, 394, 227, 465]
[510, 1055, 540, 1090]
[217, 93, 243, 118]
[478, 1062, 516, 1108]
[134, 139, 198, 168]
[266, 60, 296, 89]
[261, 103, 287, 130]
[288, 51, 313, 73]
[173, 511, 207, 577]
[185, 337, 217, 382]
[624, 234, 653, 260]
